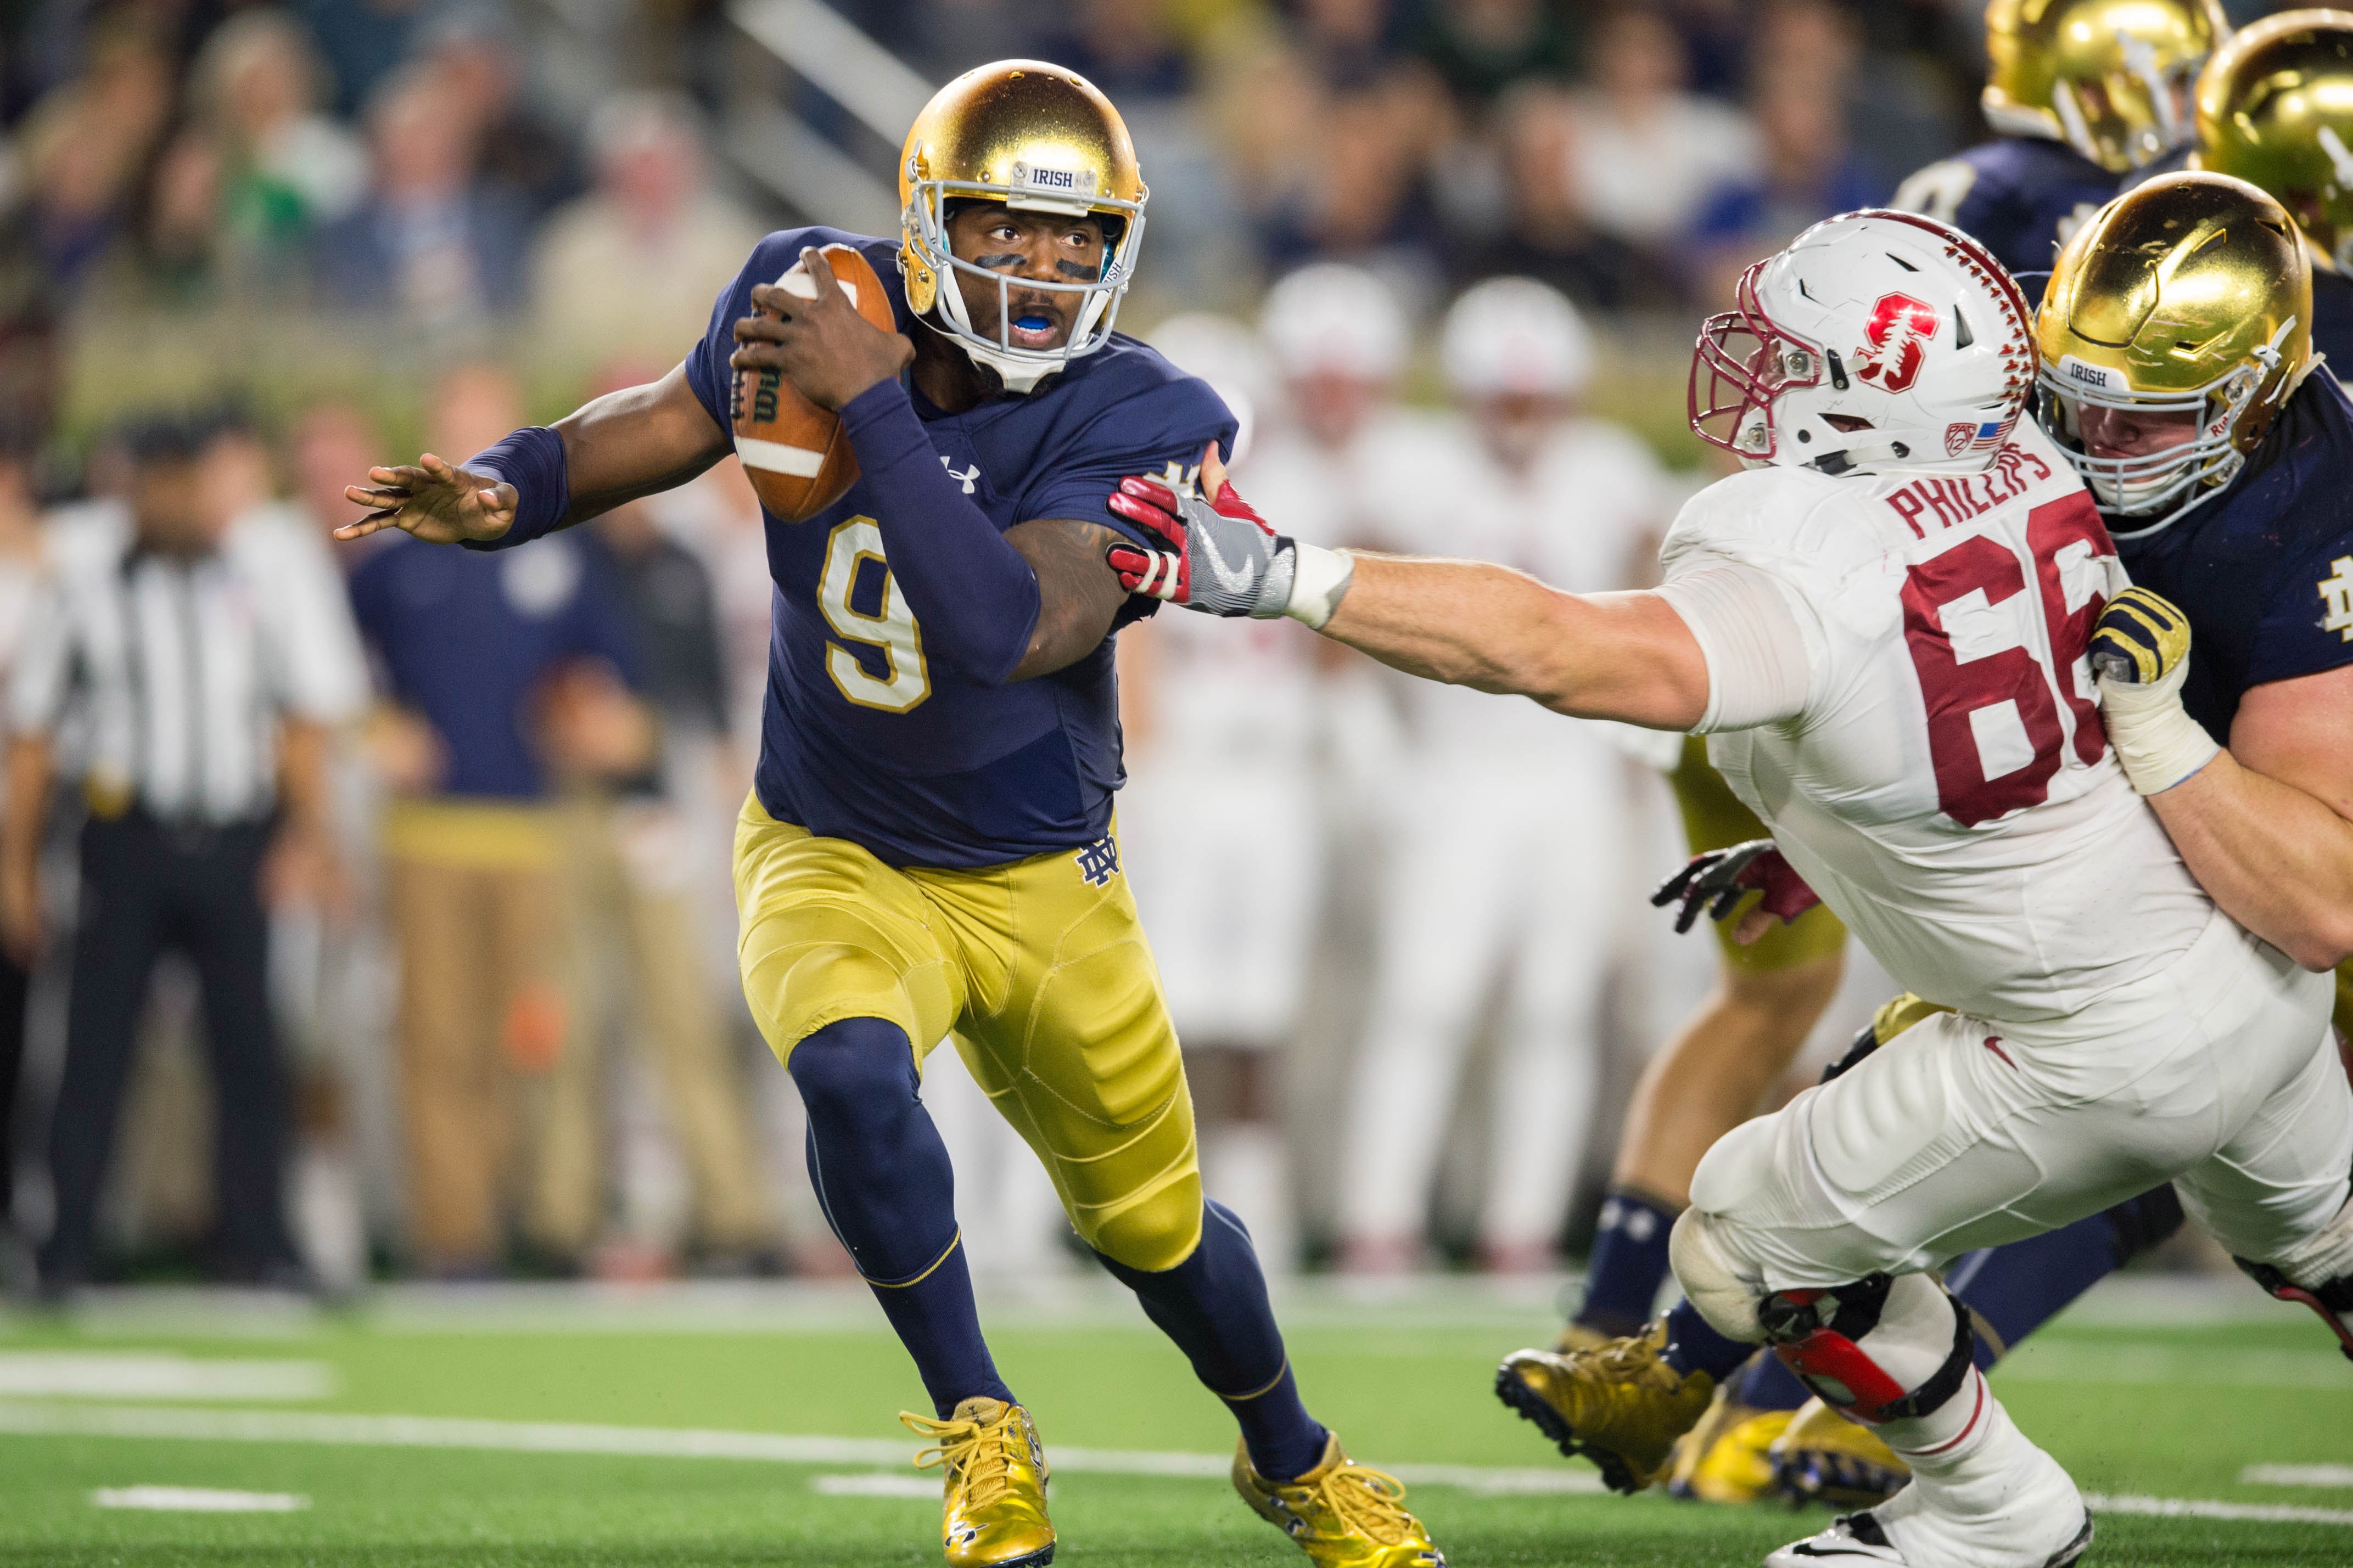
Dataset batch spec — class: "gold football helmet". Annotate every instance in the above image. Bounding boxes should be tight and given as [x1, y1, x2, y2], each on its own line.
[2037, 171, 2313, 533]
[899, 59, 1146, 391]
[2193, 10, 2353, 273]
[1984, 0, 2231, 172]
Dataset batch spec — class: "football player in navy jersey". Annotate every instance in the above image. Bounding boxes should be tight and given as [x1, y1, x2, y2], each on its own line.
[2043, 173, 2353, 1020]
[335, 60, 1442, 1568]
[1893, 0, 2227, 283]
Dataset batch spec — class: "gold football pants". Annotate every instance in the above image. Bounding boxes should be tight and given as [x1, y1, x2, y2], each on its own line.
[1669, 737, 1848, 974]
[732, 796, 1202, 1272]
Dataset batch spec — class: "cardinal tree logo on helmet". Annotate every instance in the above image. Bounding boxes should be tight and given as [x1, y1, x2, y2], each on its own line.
[1855, 294, 1940, 394]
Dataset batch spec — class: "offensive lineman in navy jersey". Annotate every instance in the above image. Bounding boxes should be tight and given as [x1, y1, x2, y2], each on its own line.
[336, 61, 1442, 1568]
[1893, 0, 2226, 282]
[2041, 173, 2353, 1026]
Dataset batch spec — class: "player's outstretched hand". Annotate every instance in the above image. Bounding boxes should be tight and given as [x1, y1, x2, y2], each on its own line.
[339, 453, 518, 545]
[730, 245, 914, 412]
[1650, 837, 1822, 943]
[1105, 441, 1296, 618]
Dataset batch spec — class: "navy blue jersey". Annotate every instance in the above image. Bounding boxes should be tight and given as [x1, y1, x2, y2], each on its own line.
[1893, 137, 2119, 282]
[684, 226, 1236, 868]
[2114, 373, 2353, 740]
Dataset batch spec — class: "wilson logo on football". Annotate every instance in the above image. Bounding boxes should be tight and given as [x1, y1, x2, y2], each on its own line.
[1853, 293, 1939, 395]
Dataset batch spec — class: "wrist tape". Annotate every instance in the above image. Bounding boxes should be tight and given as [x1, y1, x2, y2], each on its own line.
[1283, 542, 1354, 629]
[2098, 656, 2221, 795]
[460, 425, 568, 551]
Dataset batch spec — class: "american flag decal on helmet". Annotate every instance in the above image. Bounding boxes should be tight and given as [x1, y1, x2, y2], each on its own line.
[1946, 418, 2013, 456]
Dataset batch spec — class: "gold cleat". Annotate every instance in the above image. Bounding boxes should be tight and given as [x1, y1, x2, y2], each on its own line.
[1667, 1385, 1793, 1505]
[1494, 1320, 1717, 1494]
[1550, 1322, 1614, 1355]
[1768, 1396, 1911, 1510]
[1232, 1432, 1446, 1567]
[901, 1398, 1056, 1567]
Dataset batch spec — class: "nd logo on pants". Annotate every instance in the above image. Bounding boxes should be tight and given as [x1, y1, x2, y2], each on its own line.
[732, 796, 1202, 1272]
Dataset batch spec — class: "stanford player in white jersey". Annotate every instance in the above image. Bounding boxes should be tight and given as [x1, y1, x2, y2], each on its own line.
[1104, 209, 2353, 1568]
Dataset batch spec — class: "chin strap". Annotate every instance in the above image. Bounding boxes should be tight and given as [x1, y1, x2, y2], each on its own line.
[1805, 438, 1913, 476]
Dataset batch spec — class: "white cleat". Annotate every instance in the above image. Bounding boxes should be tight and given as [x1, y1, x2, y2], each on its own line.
[1766, 1510, 1907, 1566]
[1764, 1506, 2091, 1568]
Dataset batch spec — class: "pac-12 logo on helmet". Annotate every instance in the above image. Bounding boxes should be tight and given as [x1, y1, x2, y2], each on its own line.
[1855, 294, 1939, 394]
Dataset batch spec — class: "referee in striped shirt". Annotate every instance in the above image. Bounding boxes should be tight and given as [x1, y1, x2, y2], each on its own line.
[0, 413, 366, 1294]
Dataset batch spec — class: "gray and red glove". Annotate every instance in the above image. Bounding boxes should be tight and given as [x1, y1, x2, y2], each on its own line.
[1105, 473, 1295, 617]
[1105, 474, 1354, 626]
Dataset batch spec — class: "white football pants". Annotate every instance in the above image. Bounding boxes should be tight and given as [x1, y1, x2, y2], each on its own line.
[1688, 907, 2353, 1301]
[1339, 754, 1621, 1256]
[1679, 911, 2352, 1568]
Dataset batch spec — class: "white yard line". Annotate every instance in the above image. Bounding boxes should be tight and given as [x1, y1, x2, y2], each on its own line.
[811, 1474, 945, 1498]
[0, 1353, 332, 1401]
[5, 1401, 2344, 1521]
[2240, 1463, 2353, 1488]
[0, 1400, 1583, 1495]
[92, 1486, 309, 1513]
[2083, 1492, 2353, 1527]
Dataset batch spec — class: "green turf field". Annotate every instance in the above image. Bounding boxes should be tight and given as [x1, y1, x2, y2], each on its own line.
[0, 1278, 2346, 1566]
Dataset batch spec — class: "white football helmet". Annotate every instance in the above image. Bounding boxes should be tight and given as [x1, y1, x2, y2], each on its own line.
[1259, 263, 1409, 384]
[1442, 277, 1594, 401]
[1149, 311, 1274, 467]
[1689, 209, 2037, 477]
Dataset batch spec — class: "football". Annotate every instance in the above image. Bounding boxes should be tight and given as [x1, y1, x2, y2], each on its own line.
[731, 243, 899, 521]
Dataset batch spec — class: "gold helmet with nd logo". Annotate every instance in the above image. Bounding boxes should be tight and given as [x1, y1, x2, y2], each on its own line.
[899, 60, 1147, 392]
[2194, 10, 2353, 274]
[2037, 171, 2315, 535]
[1984, 0, 2231, 172]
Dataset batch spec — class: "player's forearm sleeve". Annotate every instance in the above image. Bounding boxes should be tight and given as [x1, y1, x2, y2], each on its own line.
[838, 379, 1041, 685]
[1655, 564, 1816, 732]
[460, 426, 571, 552]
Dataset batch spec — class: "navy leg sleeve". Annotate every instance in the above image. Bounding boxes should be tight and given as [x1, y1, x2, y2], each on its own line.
[1946, 1184, 2186, 1367]
[1095, 1200, 1329, 1482]
[1661, 1296, 1760, 1383]
[790, 1018, 1013, 1418]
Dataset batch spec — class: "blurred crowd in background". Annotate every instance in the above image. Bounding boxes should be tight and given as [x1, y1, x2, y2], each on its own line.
[0, 0, 2300, 1296]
